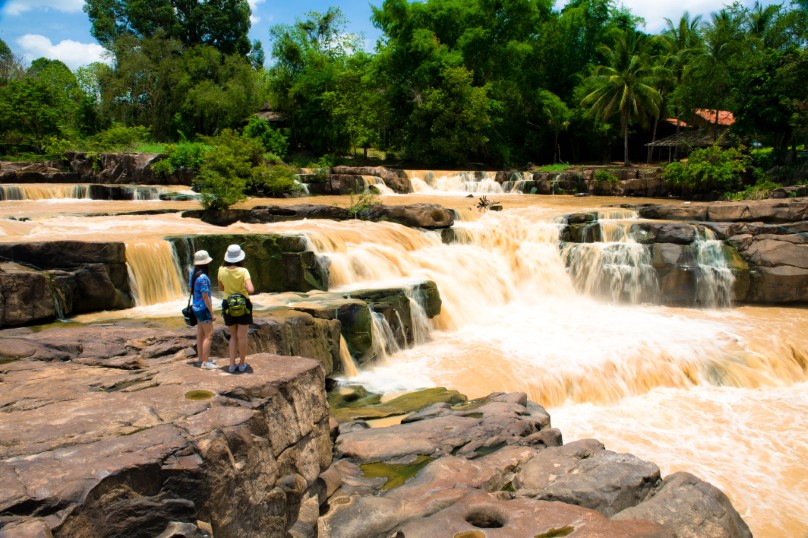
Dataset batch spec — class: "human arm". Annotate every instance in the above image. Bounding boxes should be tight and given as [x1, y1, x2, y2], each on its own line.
[203, 292, 216, 320]
[245, 278, 254, 294]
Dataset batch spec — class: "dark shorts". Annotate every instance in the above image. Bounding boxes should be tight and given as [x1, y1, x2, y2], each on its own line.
[194, 307, 213, 324]
[222, 297, 253, 326]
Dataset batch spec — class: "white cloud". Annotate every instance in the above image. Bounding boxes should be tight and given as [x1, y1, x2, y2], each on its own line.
[248, 0, 266, 25]
[3, 0, 84, 16]
[16, 34, 110, 70]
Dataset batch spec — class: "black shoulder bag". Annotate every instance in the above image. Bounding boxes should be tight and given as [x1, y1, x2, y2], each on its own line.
[182, 271, 198, 327]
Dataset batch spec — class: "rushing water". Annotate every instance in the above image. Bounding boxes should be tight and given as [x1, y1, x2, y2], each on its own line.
[1, 181, 806, 536]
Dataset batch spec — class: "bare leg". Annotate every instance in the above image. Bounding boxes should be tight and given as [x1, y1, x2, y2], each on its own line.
[228, 325, 237, 369]
[236, 324, 249, 365]
[199, 322, 213, 363]
[195, 323, 205, 365]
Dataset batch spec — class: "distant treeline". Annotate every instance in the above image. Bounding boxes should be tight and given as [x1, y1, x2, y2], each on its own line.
[0, 0, 806, 168]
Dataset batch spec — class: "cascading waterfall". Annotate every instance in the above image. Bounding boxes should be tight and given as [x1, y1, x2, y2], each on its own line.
[405, 289, 432, 346]
[125, 240, 186, 305]
[370, 310, 400, 362]
[561, 210, 660, 304]
[361, 175, 396, 195]
[407, 170, 504, 194]
[339, 336, 359, 377]
[0, 184, 91, 200]
[694, 227, 735, 308]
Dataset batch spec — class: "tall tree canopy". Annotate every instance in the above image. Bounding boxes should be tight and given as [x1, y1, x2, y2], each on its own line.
[582, 29, 663, 165]
[84, 0, 253, 56]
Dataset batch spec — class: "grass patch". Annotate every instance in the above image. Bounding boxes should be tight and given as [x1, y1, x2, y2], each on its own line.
[535, 163, 571, 173]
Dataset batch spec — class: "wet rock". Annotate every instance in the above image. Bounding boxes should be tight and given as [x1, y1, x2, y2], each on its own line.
[169, 233, 330, 294]
[513, 439, 660, 516]
[329, 387, 467, 423]
[613, 471, 752, 538]
[244, 203, 454, 230]
[330, 166, 411, 193]
[395, 490, 672, 538]
[0, 240, 134, 328]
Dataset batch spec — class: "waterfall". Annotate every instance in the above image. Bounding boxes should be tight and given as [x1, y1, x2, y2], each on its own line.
[0, 184, 91, 200]
[132, 186, 160, 200]
[370, 311, 401, 362]
[562, 211, 660, 304]
[406, 289, 432, 345]
[361, 175, 395, 195]
[694, 227, 735, 308]
[125, 240, 186, 306]
[405, 170, 503, 194]
[338, 336, 359, 377]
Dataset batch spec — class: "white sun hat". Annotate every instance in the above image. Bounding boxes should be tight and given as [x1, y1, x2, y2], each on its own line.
[193, 250, 213, 265]
[224, 244, 246, 263]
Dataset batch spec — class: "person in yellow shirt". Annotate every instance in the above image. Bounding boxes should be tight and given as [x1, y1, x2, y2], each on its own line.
[218, 244, 255, 373]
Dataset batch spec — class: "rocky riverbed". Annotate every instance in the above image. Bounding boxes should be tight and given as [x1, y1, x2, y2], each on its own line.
[0, 316, 752, 537]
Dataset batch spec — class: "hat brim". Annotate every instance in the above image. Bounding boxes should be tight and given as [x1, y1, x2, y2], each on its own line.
[224, 252, 245, 263]
[195, 256, 213, 265]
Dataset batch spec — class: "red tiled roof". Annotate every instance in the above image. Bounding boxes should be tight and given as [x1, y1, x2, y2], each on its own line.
[665, 118, 689, 127]
[694, 109, 735, 126]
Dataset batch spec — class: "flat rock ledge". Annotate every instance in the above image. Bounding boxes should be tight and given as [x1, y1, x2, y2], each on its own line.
[319, 393, 752, 538]
[0, 352, 332, 538]
[185, 203, 455, 230]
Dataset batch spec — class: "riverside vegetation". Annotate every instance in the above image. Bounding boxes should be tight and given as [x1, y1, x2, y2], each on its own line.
[1, 0, 807, 207]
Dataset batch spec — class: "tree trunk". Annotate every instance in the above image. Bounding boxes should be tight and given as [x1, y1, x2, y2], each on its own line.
[647, 115, 659, 163]
[674, 118, 681, 161]
[622, 110, 629, 166]
[554, 132, 559, 163]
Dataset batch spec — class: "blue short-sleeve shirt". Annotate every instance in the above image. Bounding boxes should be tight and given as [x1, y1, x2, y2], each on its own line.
[189, 271, 212, 312]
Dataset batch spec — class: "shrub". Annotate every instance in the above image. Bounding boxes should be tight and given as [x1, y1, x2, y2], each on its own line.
[86, 124, 152, 152]
[249, 164, 301, 196]
[243, 117, 288, 158]
[664, 146, 751, 194]
[194, 130, 263, 210]
[153, 141, 212, 176]
[593, 169, 619, 193]
[726, 179, 782, 201]
[41, 136, 72, 162]
[347, 192, 382, 217]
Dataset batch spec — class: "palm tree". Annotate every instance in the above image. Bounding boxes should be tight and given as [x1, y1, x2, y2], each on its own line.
[581, 28, 663, 166]
[658, 12, 705, 160]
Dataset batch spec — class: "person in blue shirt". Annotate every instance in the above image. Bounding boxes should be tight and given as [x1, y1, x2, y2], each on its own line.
[190, 250, 217, 369]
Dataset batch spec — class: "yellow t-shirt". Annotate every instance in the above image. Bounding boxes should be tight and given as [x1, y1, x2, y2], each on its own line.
[218, 266, 251, 297]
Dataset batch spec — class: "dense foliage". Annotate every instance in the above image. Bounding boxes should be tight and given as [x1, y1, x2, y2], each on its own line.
[1, 0, 807, 204]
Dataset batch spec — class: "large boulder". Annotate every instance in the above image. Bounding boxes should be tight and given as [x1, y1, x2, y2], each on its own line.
[0, 242, 134, 327]
[170, 233, 330, 294]
[0, 352, 332, 537]
[244, 203, 455, 230]
[513, 439, 660, 516]
[318, 392, 749, 538]
[613, 471, 752, 538]
[330, 166, 411, 193]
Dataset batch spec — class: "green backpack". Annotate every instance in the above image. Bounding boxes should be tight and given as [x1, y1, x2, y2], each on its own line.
[225, 294, 249, 317]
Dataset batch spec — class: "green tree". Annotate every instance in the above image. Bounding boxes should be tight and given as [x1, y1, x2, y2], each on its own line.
[322, 53, 385, 158]
[268, 8, 362, 153]
[195, 129, 263, 210]
[101, 36, 263, 139]
[581, 29, 663, 165]
[409, 65, 492, 164]
[536, 90, 570, 163]
[84, 0, 253, 56]
[0, 58, 86, 148]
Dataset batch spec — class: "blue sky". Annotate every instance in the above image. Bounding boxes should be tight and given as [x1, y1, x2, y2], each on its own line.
[0, 0, 786, 71]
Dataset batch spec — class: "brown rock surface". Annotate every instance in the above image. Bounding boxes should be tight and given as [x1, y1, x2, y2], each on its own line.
[319, 392, 750, 538]
[614, 471, 752, 538]
[0, 351, 331, 537]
